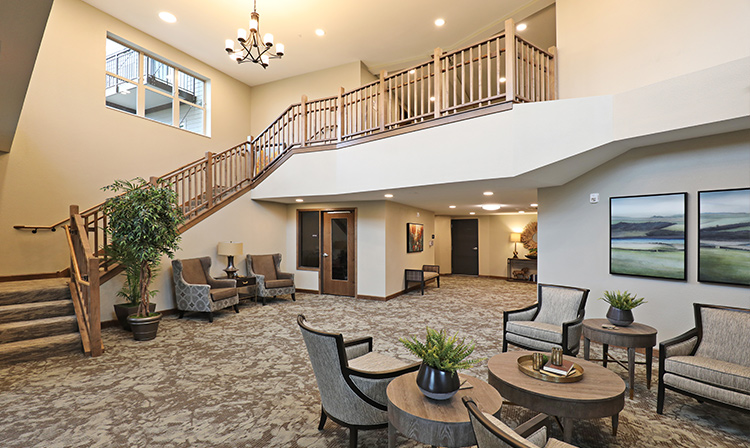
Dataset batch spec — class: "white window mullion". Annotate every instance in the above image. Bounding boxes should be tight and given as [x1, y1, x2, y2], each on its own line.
[136, 51, 145, 116]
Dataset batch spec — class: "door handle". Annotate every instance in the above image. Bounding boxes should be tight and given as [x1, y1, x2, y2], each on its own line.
[473, 247, 478, 250]
[323, 253, 329, 257]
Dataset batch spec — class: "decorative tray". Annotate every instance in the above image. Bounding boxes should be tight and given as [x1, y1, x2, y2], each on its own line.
[517, 354, 584, 383]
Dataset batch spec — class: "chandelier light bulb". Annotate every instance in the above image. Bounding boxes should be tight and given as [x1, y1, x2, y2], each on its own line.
[225, 39, 234, 53]
[263, 33, 274, 47]
[237, 28, 247, 42]
[261, 54, 270, 66]
[275, 43, 285, 56]
[249, 18, 258, 33]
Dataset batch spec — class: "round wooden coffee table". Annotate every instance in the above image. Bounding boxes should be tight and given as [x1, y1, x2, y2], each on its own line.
[488, 351, 625, 443]
[387, 371, 502, 448]
[583, 318, 658, 399]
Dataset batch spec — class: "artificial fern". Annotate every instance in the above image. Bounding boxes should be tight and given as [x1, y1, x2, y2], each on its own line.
[399, 327, 485, 374]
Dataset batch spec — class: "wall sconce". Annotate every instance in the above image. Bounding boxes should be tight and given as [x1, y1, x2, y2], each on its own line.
[510, 233, 521, 259]
[217, 241, 244, 278]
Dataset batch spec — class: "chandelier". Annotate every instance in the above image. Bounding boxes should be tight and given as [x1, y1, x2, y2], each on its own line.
[225, 0, 284, 68]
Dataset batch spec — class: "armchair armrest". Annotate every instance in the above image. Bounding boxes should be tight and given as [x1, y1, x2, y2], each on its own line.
[344, 336, 373, 360]
[277, 271, 294, 281]
[347, 361, 420, 379]
[422, 265, 440, 273]
[514, 413, 550, 439]
[247, 272, 266, 288]
[660, 327, 699, 358]
[504, 303, 539, 323]
[561, 315, 585, 354]
[207, 277, 237, 289]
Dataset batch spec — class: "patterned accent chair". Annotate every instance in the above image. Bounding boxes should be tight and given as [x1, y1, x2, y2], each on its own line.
[297, 315, 419, 448]
[246, 253, 295, 305]
[657, 303, 750, 414]
[502, 284, 590, 356]
[405, 264, 440, 295]
[172, 257, 240, 322]
[463, 397, 574, 448]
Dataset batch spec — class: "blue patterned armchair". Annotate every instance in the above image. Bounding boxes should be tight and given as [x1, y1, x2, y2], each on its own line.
[502, 283, 590, 356]
[172, 257, 239, 322]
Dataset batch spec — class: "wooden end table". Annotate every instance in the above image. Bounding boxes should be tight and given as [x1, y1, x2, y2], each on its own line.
[387, 371, 502, 448]
[583, 318, 657, 399]
[488, 351, 625, 443]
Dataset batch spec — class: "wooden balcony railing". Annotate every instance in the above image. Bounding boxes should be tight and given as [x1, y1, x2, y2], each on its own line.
[250, 18, 556, 177]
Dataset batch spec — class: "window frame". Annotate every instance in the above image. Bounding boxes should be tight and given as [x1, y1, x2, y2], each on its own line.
[297, 209, 321, 270]
[105, 34, 209, 136]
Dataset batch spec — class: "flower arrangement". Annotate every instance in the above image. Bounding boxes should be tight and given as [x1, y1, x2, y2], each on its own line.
[399, 327, 485, 375]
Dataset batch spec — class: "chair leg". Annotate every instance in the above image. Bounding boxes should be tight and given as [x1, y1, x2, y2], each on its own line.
[318, 407, 327, 430]
[502, 337, 508, 353]
[208, 312, 213, 323]
[349, 428, 358, 448]
[657, 380, 665, 414]
[178, 310, 184, 319]
[233, 304, 239, 313]
[421, 282, 425, 295]
[292, 293, 296, 301]
[437, 277, 440, 288]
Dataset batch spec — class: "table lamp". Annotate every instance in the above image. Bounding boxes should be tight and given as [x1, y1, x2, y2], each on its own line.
[217, 241, 243, 278]
[510, 233, 521, 259]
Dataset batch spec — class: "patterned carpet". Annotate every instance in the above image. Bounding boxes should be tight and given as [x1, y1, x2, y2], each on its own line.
[0, 276, 748, 448]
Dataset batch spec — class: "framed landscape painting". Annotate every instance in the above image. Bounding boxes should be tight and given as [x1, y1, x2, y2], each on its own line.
[610, 193, 687, 280]
[407, 223, 424, 253]
[698, 188, 750, 286]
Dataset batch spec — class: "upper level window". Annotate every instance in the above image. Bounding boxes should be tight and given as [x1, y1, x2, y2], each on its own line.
[105, 36, 208, 135]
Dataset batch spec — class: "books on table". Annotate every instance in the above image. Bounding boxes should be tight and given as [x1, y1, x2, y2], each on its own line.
[542, 359, 577, 377]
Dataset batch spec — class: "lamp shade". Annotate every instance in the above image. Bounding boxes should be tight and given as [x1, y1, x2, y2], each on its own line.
[217, 241, 243, 257]
[510, 233, 521, 242]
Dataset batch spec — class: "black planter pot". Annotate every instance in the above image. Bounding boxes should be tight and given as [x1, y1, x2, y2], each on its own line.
[127, 312, 162, 341]
[415, 363, 461, 400]
[606, 306, 634, 327]
[114, 303, 156, 331]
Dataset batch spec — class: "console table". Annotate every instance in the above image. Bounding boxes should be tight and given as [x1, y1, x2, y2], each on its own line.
[507, 257, 537, 282]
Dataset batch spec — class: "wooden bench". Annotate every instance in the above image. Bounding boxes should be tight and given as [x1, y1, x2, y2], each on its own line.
[405, 265, 440, 295]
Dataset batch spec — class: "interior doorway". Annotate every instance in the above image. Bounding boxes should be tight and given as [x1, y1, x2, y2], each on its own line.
[451, 219, 478, 275]
[321, 210, 356, 296]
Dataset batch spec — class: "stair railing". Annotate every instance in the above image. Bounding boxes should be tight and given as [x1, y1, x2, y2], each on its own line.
[64, 205, 102, 357]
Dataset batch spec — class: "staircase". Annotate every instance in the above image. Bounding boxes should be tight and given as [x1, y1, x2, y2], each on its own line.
[0, 278, 82, 364]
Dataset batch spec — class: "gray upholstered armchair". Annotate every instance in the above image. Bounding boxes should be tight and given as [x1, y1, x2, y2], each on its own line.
[502, 283, 590, 356]
[463, 397, 574, 448]
[246, 253, 295, 305]
[297, 315, 420, 448]
[172, 257, 239, 322]
[657, 303, 750, 414]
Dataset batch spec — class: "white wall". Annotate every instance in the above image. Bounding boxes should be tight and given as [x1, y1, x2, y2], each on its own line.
[556, 0, 750, 98]
[0, 0, 255, 276]
[538, 130, 750, 341]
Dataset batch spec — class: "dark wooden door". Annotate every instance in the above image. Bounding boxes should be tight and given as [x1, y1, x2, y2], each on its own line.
[452, 219, 478, 275]
[322, 210, 356, 296]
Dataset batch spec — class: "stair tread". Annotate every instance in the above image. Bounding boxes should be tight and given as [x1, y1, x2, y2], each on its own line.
[0, 299, 73, 312]
[0, 278, 70, 294]
[0, 333, 82, 364]
[0, 314, 77, 330]
[0, 278, 71, 305]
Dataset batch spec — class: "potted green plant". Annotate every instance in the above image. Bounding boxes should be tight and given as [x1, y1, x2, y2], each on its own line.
[599, 290, 647, 327]
[400, 327, 485, 400]
[103, 178, 183, 341]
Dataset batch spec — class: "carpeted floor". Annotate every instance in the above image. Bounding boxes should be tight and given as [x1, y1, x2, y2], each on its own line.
[0, 276, 748, 447]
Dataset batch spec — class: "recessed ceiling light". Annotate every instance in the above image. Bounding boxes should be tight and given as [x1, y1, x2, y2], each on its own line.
[409, 69, 416, 75]
[519, 210, 525, 214]
[530, 203, 538, 207]
[516, 23, 527, 31]
[449, 205, 456, 209]
[499, 77, 506, 83]
[482, 204, 502, 211]
[429, 96, 435, 102]
[470, 212, 476, 215]
[315, 29, 325, 36]
[159, 11, 177, 23]
[296, 199, 304, 202]
[434, 18, 445, 27]
[483, 191, 493, 196]
[384, 194, 393, 198]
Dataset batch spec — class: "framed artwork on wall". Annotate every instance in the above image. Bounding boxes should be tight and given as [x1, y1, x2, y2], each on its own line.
[407, 223, 424, 253]
[698, 187, 750, 286]
[610, 192, 687, 280]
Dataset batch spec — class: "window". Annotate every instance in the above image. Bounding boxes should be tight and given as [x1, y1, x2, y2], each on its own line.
[298, 211, 320, 269]
[105, 36, 208, 135]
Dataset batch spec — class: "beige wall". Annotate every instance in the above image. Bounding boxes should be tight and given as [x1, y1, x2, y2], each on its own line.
[0, 0, 255, 276]
[249, 61, 374, 137]
[385, 202, 435, 296]
[538, 130, 750, 341]
[556, 0, 750, 98]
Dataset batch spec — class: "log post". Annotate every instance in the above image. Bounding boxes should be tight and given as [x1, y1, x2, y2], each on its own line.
[87, 255, 102, 357]
[205, 151, 214, 208]
[433, 47, 442, 118]
[379, 70, 386, 131]
[504, 18, 516, 102]
[247, 136, 255, 179]
[548, 46, 557, 101]
[301, 95, 308, 147]
[337, 87, 345, 142]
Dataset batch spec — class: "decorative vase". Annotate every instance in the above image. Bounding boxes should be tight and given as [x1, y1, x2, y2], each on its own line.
[127, 312, 162, 341]
[415, 363, 461, 400]
[114, 303, 156, 331]
[606, 306, 634, 327]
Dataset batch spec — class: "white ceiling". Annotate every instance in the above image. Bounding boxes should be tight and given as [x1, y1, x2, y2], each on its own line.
[81, 0, 556, 215]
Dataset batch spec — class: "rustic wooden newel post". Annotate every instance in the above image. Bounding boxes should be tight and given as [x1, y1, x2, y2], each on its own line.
[379, 70, 387, 131]
[301, 95, 308, 147]
[433, 47, 443, 118]
[504, 18, 516, 103]
[88, 254, 102, 356]
[205, 151, 214, 208]
[337, 87, 344, 142]
[548, 46, 557, 101]
[247, 136, 255, 179]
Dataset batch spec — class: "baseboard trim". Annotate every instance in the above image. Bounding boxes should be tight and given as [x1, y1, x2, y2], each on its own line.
[296, 288, 319, 294]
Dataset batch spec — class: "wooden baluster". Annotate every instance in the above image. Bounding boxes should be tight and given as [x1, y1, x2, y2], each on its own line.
[469, 46, 475, 104]
[505, 19, 515, 102]
[548, 46, 557, 100]
[301, 95, 308, 147]
[338, 89, 345, 141]
[205, 152, 214, 208]
[379, 70, 386, 131]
